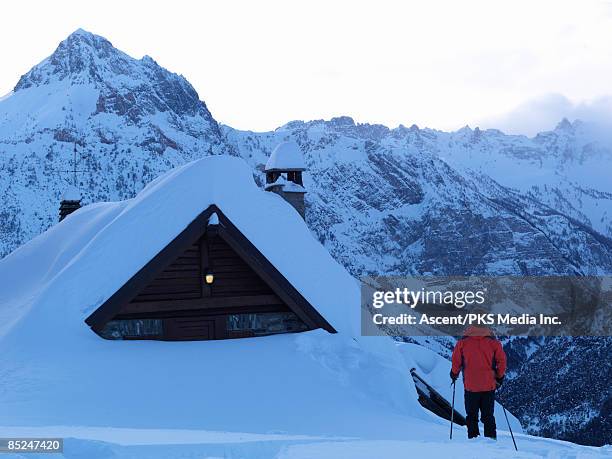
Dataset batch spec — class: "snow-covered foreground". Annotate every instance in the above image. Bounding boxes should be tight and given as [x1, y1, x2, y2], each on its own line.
[0, 425, 607, 458]
[279, 436, 609, 459]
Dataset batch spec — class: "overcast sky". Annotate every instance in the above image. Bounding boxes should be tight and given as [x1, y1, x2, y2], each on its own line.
[2, 0, 612, 135]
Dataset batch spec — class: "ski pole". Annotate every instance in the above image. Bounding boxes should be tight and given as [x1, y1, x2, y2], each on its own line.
[450, 380, 456, 440]
[502, 404, 518, 451]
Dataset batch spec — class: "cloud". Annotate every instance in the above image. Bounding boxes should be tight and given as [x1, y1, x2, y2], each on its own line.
[479, 94, 612, 137]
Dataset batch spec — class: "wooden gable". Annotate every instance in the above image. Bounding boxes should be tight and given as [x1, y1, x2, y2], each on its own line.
[85, 205, 335, 341]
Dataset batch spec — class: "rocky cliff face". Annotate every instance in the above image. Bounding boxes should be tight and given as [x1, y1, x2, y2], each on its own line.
[0, 29, 610, 446]
[225, 119, 612, 278]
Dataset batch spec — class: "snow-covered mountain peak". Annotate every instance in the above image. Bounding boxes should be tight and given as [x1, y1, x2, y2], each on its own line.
[14, 29, 128, 90]
[11, 29, 211, 122]
[0, 30, 229, 245]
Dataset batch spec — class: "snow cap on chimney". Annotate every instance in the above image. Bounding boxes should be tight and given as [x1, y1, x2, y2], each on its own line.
[265, 142, 305, 171]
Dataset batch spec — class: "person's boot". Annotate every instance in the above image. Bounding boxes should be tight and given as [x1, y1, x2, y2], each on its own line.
[482, 418, 496, 439]
[466, 414, 480, 439]
[481, 391, 497, 440]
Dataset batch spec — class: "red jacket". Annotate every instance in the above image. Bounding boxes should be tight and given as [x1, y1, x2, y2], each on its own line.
[451, 325, 507, 392]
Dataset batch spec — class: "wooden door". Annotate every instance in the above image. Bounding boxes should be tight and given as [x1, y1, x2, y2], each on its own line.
[163, 317, 217, 340]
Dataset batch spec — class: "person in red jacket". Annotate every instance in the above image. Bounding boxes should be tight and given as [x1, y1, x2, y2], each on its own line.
[450, 324, 507, 439]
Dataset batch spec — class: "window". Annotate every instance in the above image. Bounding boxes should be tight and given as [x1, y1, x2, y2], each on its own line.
[227, 312, 308, 336]
[100, 319, 163, 340]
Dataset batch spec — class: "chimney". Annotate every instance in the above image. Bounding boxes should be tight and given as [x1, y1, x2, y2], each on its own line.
[264, 142, 306, 218]
[59, 184, 82, 221]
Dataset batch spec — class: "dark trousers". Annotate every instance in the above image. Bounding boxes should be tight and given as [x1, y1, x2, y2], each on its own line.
[464, 390, 496, 439]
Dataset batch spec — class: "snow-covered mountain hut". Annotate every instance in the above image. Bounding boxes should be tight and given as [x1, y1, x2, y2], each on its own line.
[0, 155, 430, 434]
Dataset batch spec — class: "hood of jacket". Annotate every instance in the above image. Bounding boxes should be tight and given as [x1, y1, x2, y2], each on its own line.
[463, 325, 493, 338]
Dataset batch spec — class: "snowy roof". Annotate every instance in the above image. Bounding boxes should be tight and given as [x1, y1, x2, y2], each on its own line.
[265, 141, 306, 171]
[1, 156, 350, 335]
[61, 184, 82, 201]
